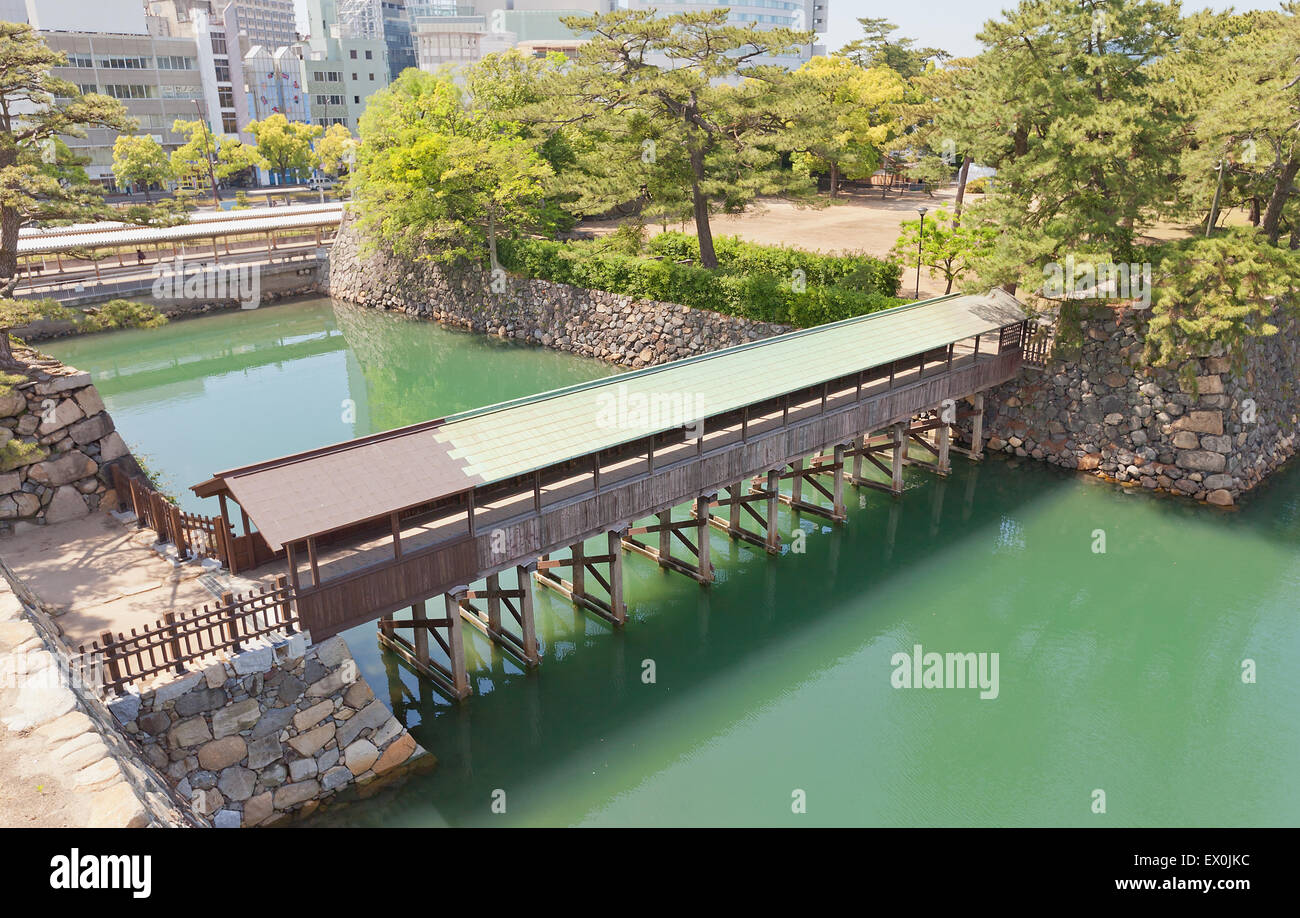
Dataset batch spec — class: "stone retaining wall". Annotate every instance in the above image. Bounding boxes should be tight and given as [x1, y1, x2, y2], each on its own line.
[329, 222, 790, 368]
[105, 631, 430, 827]
[0, 348, 138, 534]
[962, 305, 1300, 506]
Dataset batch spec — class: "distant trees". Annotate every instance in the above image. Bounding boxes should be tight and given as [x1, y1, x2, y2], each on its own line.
[111, 135, 171, 201]
[247, 114, 323, 185]
[169, 119, 260, 204]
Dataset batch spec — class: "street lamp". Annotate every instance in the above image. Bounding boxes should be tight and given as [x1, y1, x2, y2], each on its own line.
[915, 206, 928, 299]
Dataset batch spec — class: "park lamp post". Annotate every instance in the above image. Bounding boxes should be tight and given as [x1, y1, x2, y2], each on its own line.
[916, 206, 928, 299]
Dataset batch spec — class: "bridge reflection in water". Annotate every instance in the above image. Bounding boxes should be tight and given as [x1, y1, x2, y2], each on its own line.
[192, 290, 1030, 700]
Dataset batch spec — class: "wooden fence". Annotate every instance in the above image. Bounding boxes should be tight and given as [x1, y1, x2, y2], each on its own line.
[78, 576, 296, 696]
[1021, 320, 1055, 369]
[111, 465, 230, 565]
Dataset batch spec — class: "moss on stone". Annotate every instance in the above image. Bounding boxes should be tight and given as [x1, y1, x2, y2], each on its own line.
[0, 438, 47, 472]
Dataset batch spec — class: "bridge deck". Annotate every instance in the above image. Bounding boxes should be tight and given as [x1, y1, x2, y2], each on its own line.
[192, 289, 1029, 647]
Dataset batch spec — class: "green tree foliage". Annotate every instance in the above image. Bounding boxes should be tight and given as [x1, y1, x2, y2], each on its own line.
[838, 18, 949, 80]
[111, 134, 172, 202]
[0, 296, 72, 366]
[247, 114, 323, 184]
[314, 123, 357, 178]
[549, 10, 816, 268]
[350, 69, 552, 266]
[1146, 230, 1300, 365]
[784, 56, 905, 196]
[169, 119, 261, 203]
[890, 207, 996, 294]
[0, 23, 132, 297]
[936, 0, 1185, 293]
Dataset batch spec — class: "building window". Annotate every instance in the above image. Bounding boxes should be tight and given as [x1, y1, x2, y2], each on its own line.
[369, 72, 374, 81]
[218, 87, 234, 108]
[211, 35, 227, 55]
[214, 63, 230, 82]
[103, 84, 157, 99]
[222, 113, 239, 133]
[77, 83, 97, 95]
[157, 55, 195, 71]
[365, 50, 372, 59]
[353, 95, 359, 104]
[349, 49, 357, 59]
[66, 55, 93, 68]
[351, 72, 357, 81]
[98, 56, 150, 70]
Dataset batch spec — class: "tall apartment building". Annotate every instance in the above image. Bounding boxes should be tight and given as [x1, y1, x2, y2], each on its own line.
[22, 0, 237, 187]
[301, 0, 392, 131]
[380, 0, 417, 80]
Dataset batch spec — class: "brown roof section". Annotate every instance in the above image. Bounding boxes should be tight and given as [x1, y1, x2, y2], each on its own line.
[203, 420, 484, 550]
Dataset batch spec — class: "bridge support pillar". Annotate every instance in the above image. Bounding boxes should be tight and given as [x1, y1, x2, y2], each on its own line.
[536, 533, 627, 625]
[786, 445, 849, 522]
[703, 482, 778, 553]
[971, 393, 985, 460]
[459, 568, 541, 667]
[624, 504, 714, 583]
[891, 422, 907, 493]
[376, 594, 471, 701]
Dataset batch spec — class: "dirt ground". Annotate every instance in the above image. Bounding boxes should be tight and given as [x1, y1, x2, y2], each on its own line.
[580, 186, 966, 299]
[1, 513, 269, 649]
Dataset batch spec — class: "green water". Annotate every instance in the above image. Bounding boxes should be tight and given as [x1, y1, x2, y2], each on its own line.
[48, 298, 1300, 827]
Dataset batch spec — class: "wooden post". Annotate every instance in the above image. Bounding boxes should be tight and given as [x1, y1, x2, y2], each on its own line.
[217, 492, 237, 574]
[220, 590, 240, 652]
[607, 530, 626, 624]
[285, 541, 300, 593]
[486, 572, 502, 635]
[891, 421, 906, 494]
[790, 458, 803, 505]
[695, 495, 713, 583]
[832, 444, 846, 517]
[571, 540, 585, 596]
[391, 511, 402, 559]
[307, 536, 320, 587]
[970, 393, 985, 460]
[163, 612, 184, 674]
[100, 631, 123, 696]
[852, 434, 864, 482]
[274, 574, 294, 633]
[937, 417, 951, 475]
[411, 599, 429, 665]
[517, 564, 539, 664]
[765, 469, 781, 552]
[170, 504, 189, 560]
[728, 483, 741, 533]
[445, 592, 470, 699]
[657, 509, 671, 566]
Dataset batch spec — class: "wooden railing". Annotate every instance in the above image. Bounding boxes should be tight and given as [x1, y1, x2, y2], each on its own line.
[78, 576, 296, 696]
[1021, 320, 1055, 369]
[111, 465, 229, 565]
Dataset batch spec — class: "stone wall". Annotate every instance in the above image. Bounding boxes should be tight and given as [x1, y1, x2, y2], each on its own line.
[105, 631, 430, 827]
[329, 222, 790, 368]
[962, 305, 1300, 506]
[0, 347, 136, 534]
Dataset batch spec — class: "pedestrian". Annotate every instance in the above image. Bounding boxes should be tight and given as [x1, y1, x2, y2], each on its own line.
[137, 248, 146, 265]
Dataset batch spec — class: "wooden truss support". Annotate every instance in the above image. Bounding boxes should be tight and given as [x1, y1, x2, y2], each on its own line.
[535, 530, 628, 625]
[755, 452, 849, 523]
[702, 479, 781, 553]
[376, 594, 471, 701]
[906, 414, 951, 476]
[839, 427, 907, 495]
[623, 498, 714, 583]
[950, 393, 986, 460]
[458, 566, 541, 667]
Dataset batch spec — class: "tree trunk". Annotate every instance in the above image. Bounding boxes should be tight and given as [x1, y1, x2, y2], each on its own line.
[0, 144, 19, 297]
[1249, 198, 1260, 226]
[1262, 158, 1298, 245]
[690, 149, 717, 269]
[829, 163, 840, 198]
[953, 156, 971, 225]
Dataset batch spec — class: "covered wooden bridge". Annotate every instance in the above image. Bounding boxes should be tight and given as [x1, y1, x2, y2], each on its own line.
[193, 290, 1029, 699]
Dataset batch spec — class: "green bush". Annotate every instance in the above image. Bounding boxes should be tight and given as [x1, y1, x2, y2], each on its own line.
[78, 299, 168, 332]
[963, 177, 990, 194]
[499, 234, 903, 327]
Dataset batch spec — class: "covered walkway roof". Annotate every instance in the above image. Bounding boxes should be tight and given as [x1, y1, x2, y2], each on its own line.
[18, 207, 344, 255]
[193, 289, 1027, 550]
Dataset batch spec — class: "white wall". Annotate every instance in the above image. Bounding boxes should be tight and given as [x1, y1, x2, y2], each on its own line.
[25, 0, 149, 33]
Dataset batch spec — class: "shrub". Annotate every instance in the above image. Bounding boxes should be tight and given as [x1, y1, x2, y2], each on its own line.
[0, 439, 47, 472]
[79, 299, 168, 332]
[500, 234, 903, 327]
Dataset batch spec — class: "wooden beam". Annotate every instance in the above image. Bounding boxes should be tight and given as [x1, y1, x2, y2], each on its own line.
[444, 593, 470, 700]
[891, 422, 906, 494]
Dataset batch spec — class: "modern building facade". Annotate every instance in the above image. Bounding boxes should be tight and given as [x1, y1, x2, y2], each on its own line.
[301, 0, 392, 131]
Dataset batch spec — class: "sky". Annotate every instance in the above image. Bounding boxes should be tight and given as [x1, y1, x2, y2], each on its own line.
[823, 0, 1290, 58]
[293, 1, 1291, 54]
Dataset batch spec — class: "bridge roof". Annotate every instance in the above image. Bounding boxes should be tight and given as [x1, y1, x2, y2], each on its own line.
[193, 289, 1026, 550]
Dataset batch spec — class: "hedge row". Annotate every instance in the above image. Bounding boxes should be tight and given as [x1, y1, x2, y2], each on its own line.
[498, 234, 903, 327]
